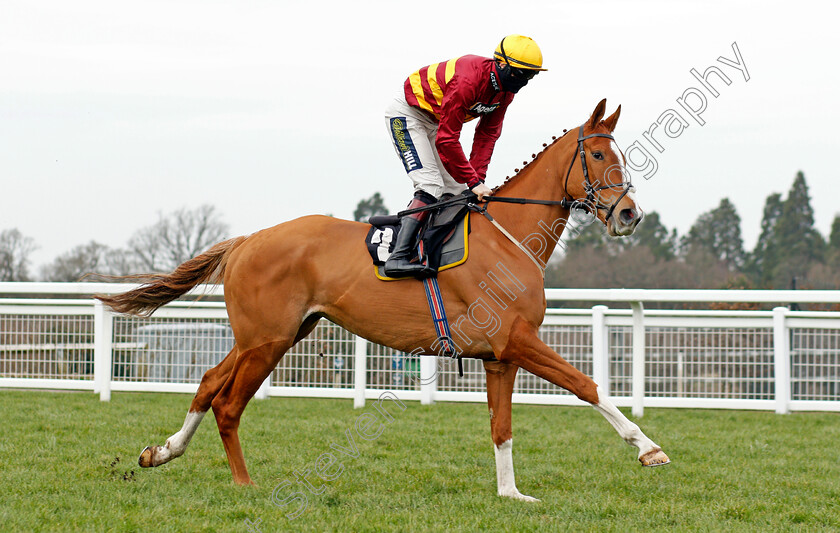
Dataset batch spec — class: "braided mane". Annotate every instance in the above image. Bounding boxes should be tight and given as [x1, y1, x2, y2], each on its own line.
[492, 127, 576, 194]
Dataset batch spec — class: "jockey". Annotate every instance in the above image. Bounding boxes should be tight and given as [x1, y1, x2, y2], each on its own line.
[383, 34, 546, 278]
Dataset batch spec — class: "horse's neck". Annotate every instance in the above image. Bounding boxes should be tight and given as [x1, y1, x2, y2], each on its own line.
[488, 135, 576, 266]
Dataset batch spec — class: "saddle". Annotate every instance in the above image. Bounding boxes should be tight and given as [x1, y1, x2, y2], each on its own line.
[365, 199, 471, 281]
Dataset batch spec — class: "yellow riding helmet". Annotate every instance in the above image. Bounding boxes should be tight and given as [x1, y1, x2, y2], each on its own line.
[493, 34, 547, 71]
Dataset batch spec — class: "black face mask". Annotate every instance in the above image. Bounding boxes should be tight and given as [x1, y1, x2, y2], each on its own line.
[497, 64, 536, 94]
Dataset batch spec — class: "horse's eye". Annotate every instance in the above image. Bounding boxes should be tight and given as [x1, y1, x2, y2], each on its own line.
[592, 151, 604, 161]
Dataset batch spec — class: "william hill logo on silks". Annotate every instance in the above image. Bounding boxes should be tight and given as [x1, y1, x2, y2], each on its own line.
[390, 117, 422, 173]
[469, 102, 500, 115]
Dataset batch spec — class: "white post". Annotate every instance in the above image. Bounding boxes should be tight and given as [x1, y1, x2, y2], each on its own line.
[93, 301, 113, 402]
[773, 306, 790, 415]
[353, 335, 367, 409]
[591, 305, 609, 396]
[677, 351, 684, 396]
[254, 375, 271, 400]
[629, 301, 645, 417]
[420, 356, 437, 405]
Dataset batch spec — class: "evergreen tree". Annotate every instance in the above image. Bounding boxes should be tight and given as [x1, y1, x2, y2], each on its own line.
[353, 192, 389, 223]
[681, 198, 745, 270]
[625, 211, 677, 260]
[807, 212, 840, 290]
[770, 171, 825, 286]
[561, 216, 609, 253]
[746, 192, 783, 284]
[547, 210, 685, 289]
[828, 215, 840, 253]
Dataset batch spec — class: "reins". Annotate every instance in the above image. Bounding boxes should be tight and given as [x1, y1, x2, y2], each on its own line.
[397, 124, 633, 220]
[397, 194, 573, 217]
[393, 123, 635, 276]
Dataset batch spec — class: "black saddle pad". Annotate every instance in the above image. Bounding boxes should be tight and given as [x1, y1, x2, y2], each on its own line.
[365, 202, 471, 281]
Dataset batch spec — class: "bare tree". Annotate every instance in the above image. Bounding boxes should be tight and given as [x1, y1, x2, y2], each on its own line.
[0, 228, 37, 281]
[128, 205, 230, 272]
[41, 241, 149, 281]
[40, 241, 110, 281]
[101, 248, 139, 277]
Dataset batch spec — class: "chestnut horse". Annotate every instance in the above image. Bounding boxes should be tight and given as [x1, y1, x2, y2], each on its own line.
[97, 99, 669, 502]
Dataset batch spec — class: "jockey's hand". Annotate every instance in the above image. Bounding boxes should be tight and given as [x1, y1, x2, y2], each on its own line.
[471, 182, 493, 201]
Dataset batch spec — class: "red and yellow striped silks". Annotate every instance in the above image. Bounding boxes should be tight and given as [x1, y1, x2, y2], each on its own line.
[405, 58, 460, 120]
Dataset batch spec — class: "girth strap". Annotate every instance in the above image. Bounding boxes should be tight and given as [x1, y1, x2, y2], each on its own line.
[422, 276, 464, 377]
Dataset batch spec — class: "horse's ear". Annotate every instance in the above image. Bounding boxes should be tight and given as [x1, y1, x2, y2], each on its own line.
[603, 105, 621, 133]
[588, 99, 607, 130]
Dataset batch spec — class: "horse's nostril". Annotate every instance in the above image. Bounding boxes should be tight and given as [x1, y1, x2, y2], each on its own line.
[619, 208, 637, 225]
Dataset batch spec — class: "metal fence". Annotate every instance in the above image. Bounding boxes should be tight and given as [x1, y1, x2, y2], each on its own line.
[2, 283, 840, 415]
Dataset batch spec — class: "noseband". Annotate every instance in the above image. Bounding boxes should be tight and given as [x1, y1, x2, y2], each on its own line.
[563, 124, 634, 223]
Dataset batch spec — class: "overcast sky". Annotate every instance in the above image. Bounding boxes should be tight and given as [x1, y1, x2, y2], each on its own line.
[2, 1, 837, 269]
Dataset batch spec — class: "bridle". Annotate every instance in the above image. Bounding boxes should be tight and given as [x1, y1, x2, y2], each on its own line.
[561, 124, 634, 224]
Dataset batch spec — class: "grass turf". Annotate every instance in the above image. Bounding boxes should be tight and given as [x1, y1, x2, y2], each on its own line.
[2, 390, 840, 532]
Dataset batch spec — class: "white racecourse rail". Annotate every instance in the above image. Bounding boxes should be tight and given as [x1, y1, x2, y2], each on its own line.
[2, 283, 840, 416]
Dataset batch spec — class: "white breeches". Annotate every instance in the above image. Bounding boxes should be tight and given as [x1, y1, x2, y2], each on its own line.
[384, 97, 467, 199]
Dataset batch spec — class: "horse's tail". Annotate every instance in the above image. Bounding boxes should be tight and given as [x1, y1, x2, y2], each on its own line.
[94, 236, 247, 317]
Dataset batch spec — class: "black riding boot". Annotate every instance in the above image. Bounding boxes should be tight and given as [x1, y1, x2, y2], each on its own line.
[383, 216, 427, 278]
[384, 191, 437, 278]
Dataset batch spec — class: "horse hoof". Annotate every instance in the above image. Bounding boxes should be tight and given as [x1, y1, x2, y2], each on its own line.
[639, 448, 670, 467]
[139, 446, 160, 468]
[499, 490, 541, 502]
